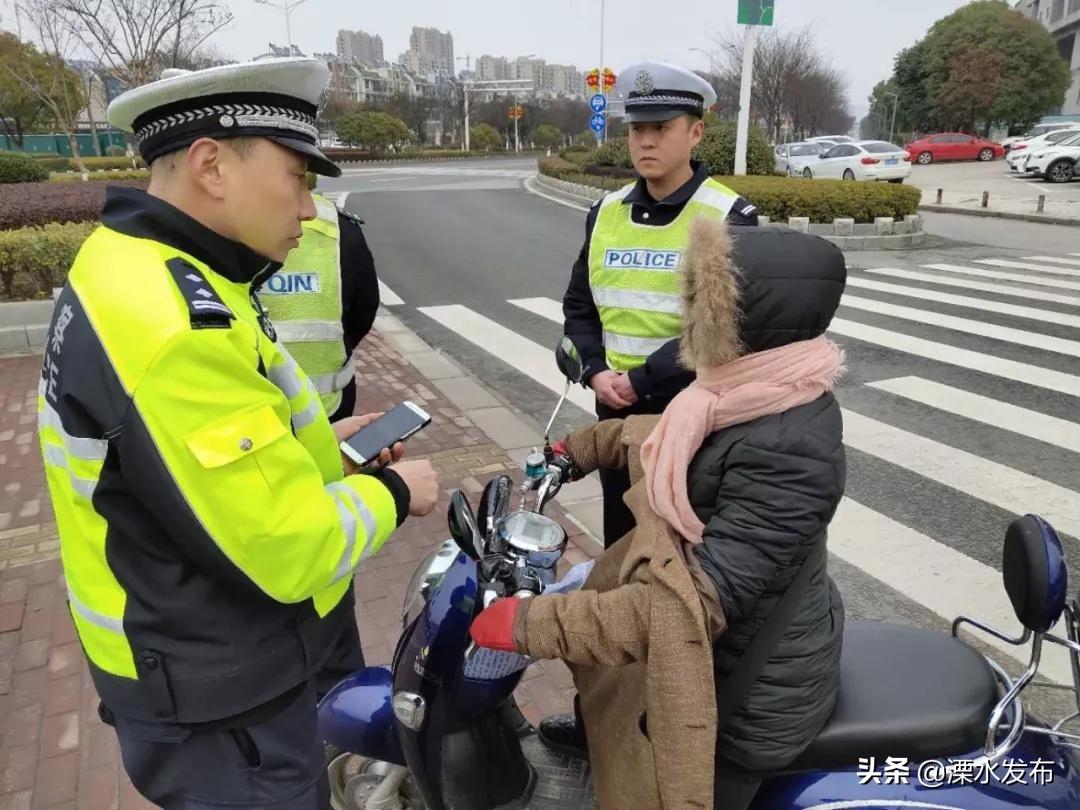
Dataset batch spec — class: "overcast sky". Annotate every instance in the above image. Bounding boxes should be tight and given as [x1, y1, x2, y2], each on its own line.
[1, 0, 979, 117]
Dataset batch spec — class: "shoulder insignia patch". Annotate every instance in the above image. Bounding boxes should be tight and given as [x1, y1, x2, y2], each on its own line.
[164, 258, 234, 330]
[337, 208, 365, 226]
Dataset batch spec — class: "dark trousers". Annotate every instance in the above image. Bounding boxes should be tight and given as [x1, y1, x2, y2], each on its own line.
[112, 680, 329, 809]
[714, 760, 763, 810]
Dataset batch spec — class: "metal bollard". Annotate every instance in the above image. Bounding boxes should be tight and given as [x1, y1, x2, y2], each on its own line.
[936, 188, 943, 204]
[1037, 194, 1046, 214]
[981, 191, 989, 208]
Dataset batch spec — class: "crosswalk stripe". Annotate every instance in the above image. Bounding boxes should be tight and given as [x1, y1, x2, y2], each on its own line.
[976, 258, 1080, 278]
[829, 318, 1080, 397]
[378, 281, 404, 306]
[831, 498, 1071, 685]
[923, 263, 1080, 292]
[867, 376, 1080, 453]
[1024, 256, 1080, 268]
[847, 278, 1080, 329]
[842, 408, 1080, 540]
[417, 304, 595, 412]
[841, 294, 1080, 358]
[509, 297, 565, 323]
[506, 296, 1080, 398]
[862, 267, 1080, 308]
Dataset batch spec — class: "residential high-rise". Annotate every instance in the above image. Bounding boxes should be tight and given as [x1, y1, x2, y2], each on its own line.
[407, 26, 454, 77]
[1016, 0, 1080, 114]
[336, 29, 385, 66]
[477, 54, 512, 81]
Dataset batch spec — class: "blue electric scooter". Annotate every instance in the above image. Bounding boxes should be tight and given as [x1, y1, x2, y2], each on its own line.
[319, 337, 1080, 810]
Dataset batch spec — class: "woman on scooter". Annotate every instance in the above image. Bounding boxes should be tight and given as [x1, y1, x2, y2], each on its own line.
[470, 216, 849, 810]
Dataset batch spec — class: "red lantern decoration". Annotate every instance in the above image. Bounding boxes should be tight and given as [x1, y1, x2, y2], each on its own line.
[602, 68, 616, 88]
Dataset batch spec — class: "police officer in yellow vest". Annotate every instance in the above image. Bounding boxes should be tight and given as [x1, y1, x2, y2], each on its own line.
[36, 58, 438, 808]
[259, 186, 380, 422]
[546, 60, 758, 756]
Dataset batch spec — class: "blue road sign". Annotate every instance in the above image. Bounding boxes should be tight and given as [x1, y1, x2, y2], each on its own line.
[590, 93, 607, 113]
[589, 112, 607, 132]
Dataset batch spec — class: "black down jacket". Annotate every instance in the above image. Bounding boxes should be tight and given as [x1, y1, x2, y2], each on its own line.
[689, 226, 847, 772]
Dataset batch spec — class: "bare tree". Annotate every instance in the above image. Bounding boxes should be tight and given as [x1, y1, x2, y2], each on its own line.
[708, 25, 851, 141]
[5, 0, 89, 172]
[54, 0, 233, 89]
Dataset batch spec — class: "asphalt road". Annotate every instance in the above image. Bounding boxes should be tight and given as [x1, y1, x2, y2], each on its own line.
[321, 157, 1080, 726]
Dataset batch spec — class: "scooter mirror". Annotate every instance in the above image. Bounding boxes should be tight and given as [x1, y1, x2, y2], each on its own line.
[477, 474, 514, 546]
[448, 491, 484, 561]
[555, 336, 584, 384]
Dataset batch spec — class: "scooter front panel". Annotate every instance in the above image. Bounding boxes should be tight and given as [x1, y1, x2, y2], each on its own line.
[317, 665, 404, 766]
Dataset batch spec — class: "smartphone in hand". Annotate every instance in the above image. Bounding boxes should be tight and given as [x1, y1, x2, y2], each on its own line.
[340, 401, 432, 467]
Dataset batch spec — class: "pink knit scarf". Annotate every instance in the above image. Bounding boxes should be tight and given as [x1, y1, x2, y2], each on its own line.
[641, 335, 845, 543]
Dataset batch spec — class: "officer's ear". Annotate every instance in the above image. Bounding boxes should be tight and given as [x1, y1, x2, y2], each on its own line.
[185, 137, 229, 201]
[688, 116, 706, 148]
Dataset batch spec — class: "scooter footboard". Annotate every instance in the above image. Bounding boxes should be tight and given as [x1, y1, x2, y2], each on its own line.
[318, 665, 406, 766]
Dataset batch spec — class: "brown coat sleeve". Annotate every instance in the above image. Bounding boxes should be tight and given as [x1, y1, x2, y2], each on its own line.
[512, 583, 651, 666]
[563, 420, 628, 476]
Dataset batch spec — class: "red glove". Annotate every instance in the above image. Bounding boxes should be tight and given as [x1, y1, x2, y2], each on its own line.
[552, 438, 570, 457]
[470, 598, 523, 653]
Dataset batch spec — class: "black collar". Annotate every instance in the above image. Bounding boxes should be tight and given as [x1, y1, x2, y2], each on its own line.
[623, 160, 709, 209]
[101, 186, 280, 287]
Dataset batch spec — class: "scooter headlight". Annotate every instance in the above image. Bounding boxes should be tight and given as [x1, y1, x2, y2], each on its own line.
[402, 539, 459, 628]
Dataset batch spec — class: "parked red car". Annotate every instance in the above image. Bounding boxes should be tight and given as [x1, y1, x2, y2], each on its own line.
[905, 133, 1005, 164]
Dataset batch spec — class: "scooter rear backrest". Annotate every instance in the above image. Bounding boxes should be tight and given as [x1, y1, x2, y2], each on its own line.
[1002, 514, 1068, 633]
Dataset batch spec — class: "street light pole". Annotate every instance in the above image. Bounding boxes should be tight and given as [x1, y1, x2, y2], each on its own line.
[253, 0, 310, 53]
[599, 0, 606, 143]
[734, 24, 757, 175]
[885, 91, 899, 143]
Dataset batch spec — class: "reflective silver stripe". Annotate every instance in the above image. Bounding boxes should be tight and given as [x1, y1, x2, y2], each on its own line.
[67, 586, 124, 633]
[327, 482, 379, 580]
[43, 443, 98, 499]
[268, 356, 304, 400]
[603, 331, 674, 357]
[292, 398, 321, 431]
[600, 183, 635, 209]
[314, 199, 339, 224]
[592, 287, 683, 315]
[692, 185, 738, 215]
[37, 382, 107, 461]
[273, 321, 343, 342]
[311, 358, 355, 395]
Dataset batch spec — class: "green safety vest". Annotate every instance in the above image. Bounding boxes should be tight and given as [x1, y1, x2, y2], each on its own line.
[37, 220, 398, 723]
[260, 193, 352, 416]
[588, 178, 739, 372]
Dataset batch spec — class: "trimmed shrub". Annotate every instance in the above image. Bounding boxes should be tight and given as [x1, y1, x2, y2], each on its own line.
[0, 178, 148, 229]
[0, 152, 49, 183]
[49, 170, 150, 183]
[32, 156, 73, 172]
[588, 124, 776, 176]
[537, 158, 922, 222]
[593, 138, 631, 168]
[0, 221, 96, 300]
[77, 156, 145, 170]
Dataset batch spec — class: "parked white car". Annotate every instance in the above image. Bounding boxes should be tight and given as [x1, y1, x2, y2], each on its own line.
[1002, 123, 1077, 153]
[1005, 126, 1080, 172]
[807, 135, 855, 144]
[807, 140, 912, 182]
[1024, 130, 1080, 182]
[775, 142, 827, 177]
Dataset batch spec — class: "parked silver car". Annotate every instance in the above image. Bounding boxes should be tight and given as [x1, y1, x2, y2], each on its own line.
[775, 141, 827, 177]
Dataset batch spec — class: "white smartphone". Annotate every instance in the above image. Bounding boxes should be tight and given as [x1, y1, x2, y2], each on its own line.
[340, 401, 432, 467]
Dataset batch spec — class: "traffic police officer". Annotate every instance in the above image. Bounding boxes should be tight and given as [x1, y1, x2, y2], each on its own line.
[547, 60, 758, 756]
[260, 186, 381, 421]
[37, 57, 438, 808]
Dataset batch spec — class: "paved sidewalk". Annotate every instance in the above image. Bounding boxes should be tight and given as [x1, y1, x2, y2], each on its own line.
[0, 324, 597, 808]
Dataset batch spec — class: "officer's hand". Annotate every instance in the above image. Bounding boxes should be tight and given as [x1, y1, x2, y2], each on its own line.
[590, 370, 632, 410]
[333, 414, 405, 475]
[611, 373, 638, 406]
[390, 460, 439, 516]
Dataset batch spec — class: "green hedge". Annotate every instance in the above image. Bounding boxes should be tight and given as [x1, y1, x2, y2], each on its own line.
[0, 152, 49, 183]
[590, 124, 776, 177]
[49, 169, 150, 183]
[0, 222, 95, 301]
[33, 155, 146, 171]
[537, 158, 922, 222]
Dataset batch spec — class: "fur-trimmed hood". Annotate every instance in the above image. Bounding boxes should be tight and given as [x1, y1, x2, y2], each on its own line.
[678, 219, 847, 370]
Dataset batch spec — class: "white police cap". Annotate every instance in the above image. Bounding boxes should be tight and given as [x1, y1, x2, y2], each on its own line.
[615, 61, 717, 123]
[107, 57, 340, 177]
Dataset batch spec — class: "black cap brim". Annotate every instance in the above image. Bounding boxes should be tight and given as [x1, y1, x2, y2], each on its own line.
[268, 135, 341, 178]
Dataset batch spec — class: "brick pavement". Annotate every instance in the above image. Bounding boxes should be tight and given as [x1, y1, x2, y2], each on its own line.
[0, 331, 595, 808]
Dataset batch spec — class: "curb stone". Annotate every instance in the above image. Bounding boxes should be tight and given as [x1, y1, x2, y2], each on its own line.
[918, 203, 1080, 228]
